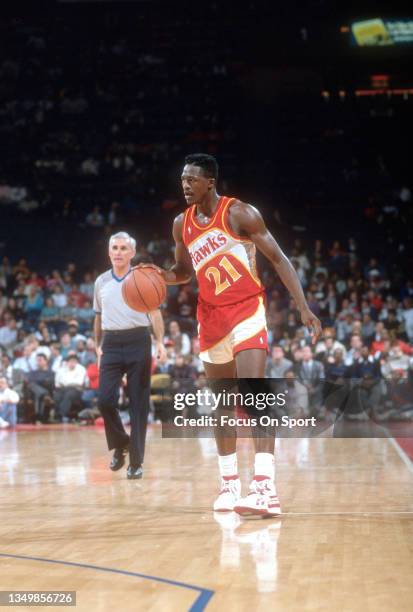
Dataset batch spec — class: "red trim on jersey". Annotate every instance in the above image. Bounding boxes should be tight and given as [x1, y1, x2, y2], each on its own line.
[233, 327, 269, 355]
[220, 197, 254, 243]
[182, 206, 191, 238]
[190, 196, 227, 231]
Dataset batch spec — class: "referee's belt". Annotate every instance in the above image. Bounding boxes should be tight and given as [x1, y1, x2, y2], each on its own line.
[103, 327, 149, 335]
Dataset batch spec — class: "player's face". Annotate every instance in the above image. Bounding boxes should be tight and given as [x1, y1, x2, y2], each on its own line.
[181, 165, 214, 205]
[109, 239, 135, 268]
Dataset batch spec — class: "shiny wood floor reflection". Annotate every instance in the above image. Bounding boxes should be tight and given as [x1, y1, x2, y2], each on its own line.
[1, 427, 413, 611]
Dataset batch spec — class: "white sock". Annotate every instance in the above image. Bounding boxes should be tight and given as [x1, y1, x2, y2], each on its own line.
[254, 452, 275, 480]
[218, 452, 238, 478]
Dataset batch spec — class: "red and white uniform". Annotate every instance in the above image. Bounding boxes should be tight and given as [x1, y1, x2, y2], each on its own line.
[182, 196, 268, 363]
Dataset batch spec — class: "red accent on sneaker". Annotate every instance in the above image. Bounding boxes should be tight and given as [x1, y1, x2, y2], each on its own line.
[253, 475, 272, 482]
[222, 475, 239, 481]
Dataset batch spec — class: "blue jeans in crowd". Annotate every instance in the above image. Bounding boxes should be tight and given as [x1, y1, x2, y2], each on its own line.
[0, 403, 17, 427]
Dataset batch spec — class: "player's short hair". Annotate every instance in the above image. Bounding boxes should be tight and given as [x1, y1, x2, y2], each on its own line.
[109, 232, 136, 250]
[184, 153, 218, 180]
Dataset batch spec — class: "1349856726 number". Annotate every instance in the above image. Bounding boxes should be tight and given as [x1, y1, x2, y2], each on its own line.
[1, 591, 76, 606]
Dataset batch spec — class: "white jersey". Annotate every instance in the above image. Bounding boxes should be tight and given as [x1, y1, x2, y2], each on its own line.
[93, 269, 150, 331]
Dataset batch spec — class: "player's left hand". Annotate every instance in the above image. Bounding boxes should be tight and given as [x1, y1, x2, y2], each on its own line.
[300, 307, 322, 344]
[155, 341, 167, 361]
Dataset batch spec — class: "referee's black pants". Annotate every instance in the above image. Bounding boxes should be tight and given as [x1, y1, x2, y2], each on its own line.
[98, 327, 151, 468]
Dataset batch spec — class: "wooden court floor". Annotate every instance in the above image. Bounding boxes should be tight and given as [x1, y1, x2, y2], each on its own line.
[1, 426, 413, 612]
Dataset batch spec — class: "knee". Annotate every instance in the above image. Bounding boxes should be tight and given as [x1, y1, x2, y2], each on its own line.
[98, 395, 118, 413]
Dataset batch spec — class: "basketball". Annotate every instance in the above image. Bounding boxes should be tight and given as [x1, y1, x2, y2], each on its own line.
[122, 266, 167, 312]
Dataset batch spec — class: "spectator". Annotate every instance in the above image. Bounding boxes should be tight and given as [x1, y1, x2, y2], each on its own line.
[4, 297, 24, 322]
[0, 354, 13, 384]
[283, 312, 299, 339]
[350, 346, 383, 418]
[40, 297, 60, 325]
[382, 309, 402, 335]
[336, 313, 354, 343]
[35, 321, 55, 345]
[60, 296, 80, 322]
[0, 376, 19, 427]
[52, 285, 67, 308]
[26, 353, 55, 423]
[361, 313, 375, 344]
[59, 332, 75, 358]
[50, 342, 64, 373]
[0, 318, 18, 350]
[81, 361, 99, 408]
[168, 354, 197, 416]
[371, 325, 390, 355]
[80, 273, 95, 300]
[265, 345, 292, 378]
[68, 284, 87, 308]
[54, 354, 87, 421]
[67, 319, 87, 343]
[381, 343, 411, 378]
[297, 345, 325, 417]
[315, 328, 346, 362]
[344, 333, 363, 366]
[78, 300, 95, 329]
[78, 338, 97, 366]
[324, 348, 350, 416]
[188, 337, 204, 374]
[13, 343, 36, 373]
[382, 370, 413, 420]
[165, 320, 191, 356]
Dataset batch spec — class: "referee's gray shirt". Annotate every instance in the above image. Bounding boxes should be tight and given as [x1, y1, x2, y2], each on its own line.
[93, 269, 150, 331]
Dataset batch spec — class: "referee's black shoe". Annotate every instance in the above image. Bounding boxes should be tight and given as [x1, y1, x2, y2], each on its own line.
[127, 465, 143, 480]
[110, 446, 129, 471]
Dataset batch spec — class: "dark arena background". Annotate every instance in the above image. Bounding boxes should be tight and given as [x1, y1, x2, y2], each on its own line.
[1, 1, 413, 611]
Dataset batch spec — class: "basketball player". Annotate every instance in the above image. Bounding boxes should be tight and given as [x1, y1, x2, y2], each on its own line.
[143, 154, 321, 515]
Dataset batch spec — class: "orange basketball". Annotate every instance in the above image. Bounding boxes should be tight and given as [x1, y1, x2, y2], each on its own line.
[122, 267, 167, 312]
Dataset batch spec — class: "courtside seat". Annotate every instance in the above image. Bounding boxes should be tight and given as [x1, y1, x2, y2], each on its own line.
[150, 374, 173, 422]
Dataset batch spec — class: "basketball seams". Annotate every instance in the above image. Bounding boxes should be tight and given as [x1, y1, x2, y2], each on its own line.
[140, 268, 166, 306]
[131, 270, 150, 312]
[122, 267, 166, 312]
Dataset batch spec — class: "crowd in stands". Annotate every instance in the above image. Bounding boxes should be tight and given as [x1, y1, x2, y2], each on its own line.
[0, 9, 412, 427]
[1, 233, 413, 427]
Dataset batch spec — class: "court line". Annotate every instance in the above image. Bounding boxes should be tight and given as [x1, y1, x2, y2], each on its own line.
[387, 436, 413, 476]
[0, 553, 214, 612]
[281, 511, 413, 516]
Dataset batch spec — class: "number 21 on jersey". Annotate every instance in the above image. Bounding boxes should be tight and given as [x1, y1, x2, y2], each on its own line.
[205, 256, 242, 295]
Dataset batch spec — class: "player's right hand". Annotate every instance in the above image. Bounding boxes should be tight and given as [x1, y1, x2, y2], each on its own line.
[300, 307, 322, 344]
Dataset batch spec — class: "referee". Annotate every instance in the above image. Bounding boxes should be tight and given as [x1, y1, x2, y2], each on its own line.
[93, 232, 166, 479]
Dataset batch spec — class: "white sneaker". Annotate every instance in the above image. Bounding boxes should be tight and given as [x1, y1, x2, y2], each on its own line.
[234, 477, 281, 518]
[213, 477, 241, 512]
[0, 417, 10, 429]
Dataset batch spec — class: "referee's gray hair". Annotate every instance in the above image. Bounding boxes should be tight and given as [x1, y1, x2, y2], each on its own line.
[109, 232, 136, 250]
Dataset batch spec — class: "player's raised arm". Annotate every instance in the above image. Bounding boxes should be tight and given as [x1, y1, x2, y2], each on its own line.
[229, 201, 322, 343]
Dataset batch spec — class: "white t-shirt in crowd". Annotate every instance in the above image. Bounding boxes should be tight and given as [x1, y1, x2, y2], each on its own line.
[55, 363, 87, 388]
[0, 387, 19, 405]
